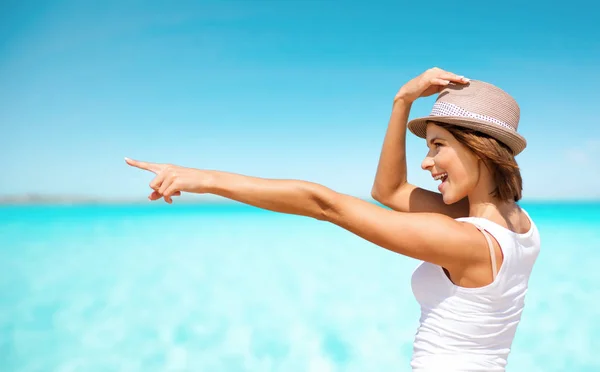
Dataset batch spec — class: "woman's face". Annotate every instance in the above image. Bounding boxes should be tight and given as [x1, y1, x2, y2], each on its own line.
[421, 122, 481, 204]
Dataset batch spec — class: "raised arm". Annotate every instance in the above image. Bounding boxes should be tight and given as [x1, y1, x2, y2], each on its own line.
[370, 99, 412, 202]
[371, 68, 470, 218]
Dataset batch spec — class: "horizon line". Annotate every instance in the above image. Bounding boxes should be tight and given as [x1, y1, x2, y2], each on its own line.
[0, 193, 599, 206]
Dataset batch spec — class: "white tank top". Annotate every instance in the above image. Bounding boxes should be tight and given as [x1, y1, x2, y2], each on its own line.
[410, 209, 541, 371]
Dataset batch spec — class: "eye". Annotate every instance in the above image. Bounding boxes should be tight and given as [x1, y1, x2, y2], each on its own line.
[434, 141, 443, 148]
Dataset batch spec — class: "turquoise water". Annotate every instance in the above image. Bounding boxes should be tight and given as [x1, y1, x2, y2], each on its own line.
[1, 202, 599, 371]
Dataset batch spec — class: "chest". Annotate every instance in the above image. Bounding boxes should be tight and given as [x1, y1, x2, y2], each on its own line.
[411, 262, 457, 308]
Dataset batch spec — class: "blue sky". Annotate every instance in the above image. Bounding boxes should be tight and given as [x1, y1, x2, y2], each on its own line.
[1, 0, 598, 201]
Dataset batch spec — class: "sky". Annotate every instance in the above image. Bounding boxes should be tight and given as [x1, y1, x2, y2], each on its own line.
[1, 0, 599, 201]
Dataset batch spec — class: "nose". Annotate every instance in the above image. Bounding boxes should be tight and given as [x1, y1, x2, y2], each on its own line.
[421, 154, 434, 171]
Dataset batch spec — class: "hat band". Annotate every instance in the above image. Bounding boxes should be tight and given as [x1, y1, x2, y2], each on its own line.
[430, 101, 515, 132]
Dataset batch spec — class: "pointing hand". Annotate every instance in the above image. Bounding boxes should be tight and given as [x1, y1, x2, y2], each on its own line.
[125, 157, 209, 204]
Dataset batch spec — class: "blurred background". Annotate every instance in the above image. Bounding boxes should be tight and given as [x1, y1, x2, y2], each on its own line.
[1, 0, 599, 371]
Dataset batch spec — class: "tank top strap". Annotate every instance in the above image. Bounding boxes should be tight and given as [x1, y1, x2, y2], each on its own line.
[473, 224, 498, 281]
[455, 217, 505, 282]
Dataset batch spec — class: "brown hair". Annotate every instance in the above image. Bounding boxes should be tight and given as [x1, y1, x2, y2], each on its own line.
[433, 121, 523, 202]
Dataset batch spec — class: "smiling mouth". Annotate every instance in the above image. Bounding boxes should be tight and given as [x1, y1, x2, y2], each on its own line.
[433, 173, 448, 182]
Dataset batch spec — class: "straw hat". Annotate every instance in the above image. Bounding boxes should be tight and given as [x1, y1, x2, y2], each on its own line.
[407, 80, 527, 155]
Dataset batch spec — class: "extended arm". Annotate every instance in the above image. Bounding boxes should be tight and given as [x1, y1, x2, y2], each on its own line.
[205, 169, 482, 268]
[207, 171, 331, 220]
[124, 158, 487, 270]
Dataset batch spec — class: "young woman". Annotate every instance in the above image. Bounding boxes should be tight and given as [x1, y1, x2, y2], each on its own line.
[126, 67, 541, 371]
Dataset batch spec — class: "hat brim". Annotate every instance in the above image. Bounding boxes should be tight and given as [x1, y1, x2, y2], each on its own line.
[407, 116, 527, 155]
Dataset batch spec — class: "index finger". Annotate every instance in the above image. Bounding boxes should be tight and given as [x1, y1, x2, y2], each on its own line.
[124, 157, 163, 174]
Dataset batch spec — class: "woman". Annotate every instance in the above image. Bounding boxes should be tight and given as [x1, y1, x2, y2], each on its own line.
[125, 67, 541, 371]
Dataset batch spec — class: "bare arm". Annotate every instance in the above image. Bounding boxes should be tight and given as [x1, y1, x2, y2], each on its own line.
[371, 68, 470, 218]
[124, 158, 487, 271]
[207, 171, 330, 220]
[370, 99, 412, 198]
[204, 171, 483, 269]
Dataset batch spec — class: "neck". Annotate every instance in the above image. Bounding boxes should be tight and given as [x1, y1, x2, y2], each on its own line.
[468, 199, 512, 219]
[467, 183, 517, 220]
[467, 161, 517, 219]
[467, 194, 522, 234]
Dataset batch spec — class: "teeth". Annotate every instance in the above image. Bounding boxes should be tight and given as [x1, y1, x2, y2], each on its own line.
[433, 173, 448, 181]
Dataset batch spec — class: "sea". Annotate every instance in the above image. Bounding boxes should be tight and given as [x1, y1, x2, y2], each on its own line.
[1, 201, 599, 372]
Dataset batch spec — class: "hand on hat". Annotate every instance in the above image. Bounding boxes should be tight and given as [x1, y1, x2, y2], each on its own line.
[125, 157, 208, 203]
[395, 67, 470, 104]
